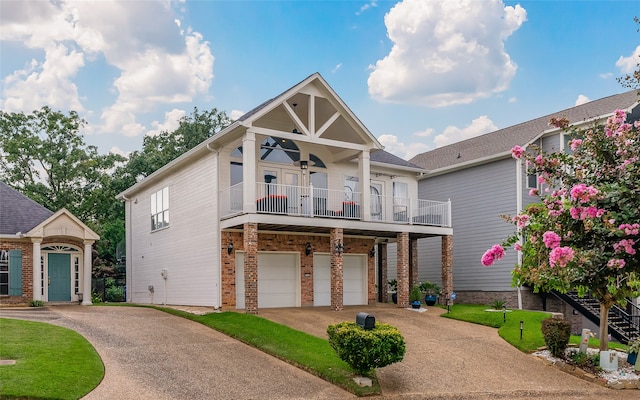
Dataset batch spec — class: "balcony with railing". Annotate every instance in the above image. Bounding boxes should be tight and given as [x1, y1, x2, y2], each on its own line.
[220, 182, 451, 227]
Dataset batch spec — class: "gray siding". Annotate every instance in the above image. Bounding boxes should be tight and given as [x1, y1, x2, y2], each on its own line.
[414, 157, 520, 291]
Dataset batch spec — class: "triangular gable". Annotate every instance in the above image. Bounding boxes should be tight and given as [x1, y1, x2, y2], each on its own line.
[27, 208, 100, 241]
[241, 73, 382, 149]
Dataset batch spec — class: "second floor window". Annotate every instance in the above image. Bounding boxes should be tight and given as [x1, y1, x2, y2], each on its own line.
[151, 187, 169, 231]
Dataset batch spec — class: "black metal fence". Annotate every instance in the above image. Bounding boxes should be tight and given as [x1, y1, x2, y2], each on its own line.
[92, 273, 126, 302]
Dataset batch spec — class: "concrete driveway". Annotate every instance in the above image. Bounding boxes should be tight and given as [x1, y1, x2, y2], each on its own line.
[1, 303, 637, 400]
[0, 306, 352, 400]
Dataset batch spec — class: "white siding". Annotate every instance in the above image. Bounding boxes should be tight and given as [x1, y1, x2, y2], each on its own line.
[412, 158, 519, 291]
[127, 153, 220, 306]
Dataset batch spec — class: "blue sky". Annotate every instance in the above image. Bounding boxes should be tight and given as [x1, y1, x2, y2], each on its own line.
[1, 0, 638, 160]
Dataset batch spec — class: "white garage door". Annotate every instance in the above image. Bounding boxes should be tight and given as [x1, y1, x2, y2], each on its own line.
[236, 252, 299, 309]
[313, 254, 366, 306]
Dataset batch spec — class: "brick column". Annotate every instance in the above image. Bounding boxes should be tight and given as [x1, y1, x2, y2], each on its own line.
[410, 238, 418, 288]
[380, 243, 388, 303]
[244, 223, 258, 314]
[330, 228, 344, 311]
[397, 232, 409, 308]
[441, 235, 454, 304]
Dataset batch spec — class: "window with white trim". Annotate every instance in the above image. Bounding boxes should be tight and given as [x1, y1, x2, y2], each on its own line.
[151, 187, 170, 231]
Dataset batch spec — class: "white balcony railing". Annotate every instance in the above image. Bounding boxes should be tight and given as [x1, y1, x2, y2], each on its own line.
[220, 182, 451, 227]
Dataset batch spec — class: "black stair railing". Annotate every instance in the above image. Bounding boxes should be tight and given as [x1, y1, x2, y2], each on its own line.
[551, 291, 640, 345]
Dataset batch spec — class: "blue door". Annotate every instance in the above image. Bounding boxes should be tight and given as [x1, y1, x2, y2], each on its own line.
[48, 254, 71, 301]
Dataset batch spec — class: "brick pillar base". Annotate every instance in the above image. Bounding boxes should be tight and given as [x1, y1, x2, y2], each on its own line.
[244, 223, 258, 314]
[397, 232, 409, 308]
[330, 228, 344, 311]
[441, 235, 454, 305]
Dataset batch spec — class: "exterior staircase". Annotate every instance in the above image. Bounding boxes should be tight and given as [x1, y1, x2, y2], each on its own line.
[552, 291, 640, 345]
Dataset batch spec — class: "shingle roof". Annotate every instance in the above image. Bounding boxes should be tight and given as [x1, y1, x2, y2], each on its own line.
[410, 90, 640, 171]
[0, 181, 53, 235]
[370, 149, 424, 170]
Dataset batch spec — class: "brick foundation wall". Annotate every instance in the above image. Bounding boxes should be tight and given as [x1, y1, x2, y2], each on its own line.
[220, 231, 375, 310]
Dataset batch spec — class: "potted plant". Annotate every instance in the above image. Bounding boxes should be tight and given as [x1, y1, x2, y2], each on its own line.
[388, 279, 398, 304]
[627, 337, 640, 366]
[409, 285, 422, 309]
[419, 281, 441, 306]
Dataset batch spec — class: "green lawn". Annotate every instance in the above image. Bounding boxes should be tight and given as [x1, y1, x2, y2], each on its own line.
[155, 307, 381, 396]
[0, 318, 104, 400]
[441, 304, 629, 352]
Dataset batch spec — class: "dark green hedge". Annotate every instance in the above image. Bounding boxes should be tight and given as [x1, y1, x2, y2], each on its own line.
[327, 321, 405, 375]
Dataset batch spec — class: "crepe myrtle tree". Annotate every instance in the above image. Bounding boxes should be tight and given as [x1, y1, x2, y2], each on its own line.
[482, 109, 640, 351]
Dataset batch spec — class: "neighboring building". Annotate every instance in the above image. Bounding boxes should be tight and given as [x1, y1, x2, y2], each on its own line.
[0, 181, 99, 305]
[406, 90, 640, 313]
[117, 73, 453, 312]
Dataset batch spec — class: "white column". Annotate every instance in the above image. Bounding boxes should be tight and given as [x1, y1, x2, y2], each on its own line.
[82, 241, 93, 305]
[32, 239, 42, 301]
[359, 151, 370, 221]
[243, 131, 257, 213]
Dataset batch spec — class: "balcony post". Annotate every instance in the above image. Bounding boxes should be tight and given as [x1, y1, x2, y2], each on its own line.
[359, 151, 370, 221]
[243, 131, 257, 213]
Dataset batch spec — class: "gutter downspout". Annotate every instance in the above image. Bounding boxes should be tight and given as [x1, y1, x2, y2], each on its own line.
[121, 195, 133, 303]
[207, 143, 222, 310]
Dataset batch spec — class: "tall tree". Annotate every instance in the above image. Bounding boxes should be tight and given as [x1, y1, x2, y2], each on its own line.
[125, 107, 231, 179]
[0, 107, 125, 223]
[482, 107, 640, 351]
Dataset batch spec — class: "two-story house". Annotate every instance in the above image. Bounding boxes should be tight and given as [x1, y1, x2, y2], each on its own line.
[405, 90, 640, 314]
[117, 73, 453, 313]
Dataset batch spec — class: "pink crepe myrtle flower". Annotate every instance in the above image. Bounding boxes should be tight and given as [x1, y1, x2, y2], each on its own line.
[570, 184, 599, 203]
[549, 246, 575, 268]
[619, 223, 640, 235]
[528, 188, 538, 196]
[569, 139, 582, 151]
[534, 154, 544, 165]
[481, 244, 505, 266]
[512, 214, 530, 229]
[514, 243, 522, 252]
[511, 145, 525, 159]
[614, 239, 636, 255]
[542, 231, 561, 249]
[607, 259, 626, 269]
[570, 207, 582, 220]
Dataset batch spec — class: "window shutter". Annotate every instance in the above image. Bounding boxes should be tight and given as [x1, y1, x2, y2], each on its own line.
[9, 250, 22, 296]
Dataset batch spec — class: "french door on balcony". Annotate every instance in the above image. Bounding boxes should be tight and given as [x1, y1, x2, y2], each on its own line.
[260, 167, 302, 214]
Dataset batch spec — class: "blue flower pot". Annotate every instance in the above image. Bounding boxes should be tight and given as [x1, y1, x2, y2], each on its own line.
[411, 301, 421, 309]
[425, 295, 437, 306]
[628, 352, 638, 366]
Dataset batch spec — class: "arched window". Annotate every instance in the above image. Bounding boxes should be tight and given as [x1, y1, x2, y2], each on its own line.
[260, 137, 300, 164]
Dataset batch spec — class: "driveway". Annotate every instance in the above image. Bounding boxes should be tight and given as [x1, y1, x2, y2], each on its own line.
[0, 306, 352, 400]
[1, 304, 637, 400]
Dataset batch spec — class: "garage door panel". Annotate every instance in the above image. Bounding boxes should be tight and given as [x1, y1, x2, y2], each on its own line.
[258, 253, 298, 308]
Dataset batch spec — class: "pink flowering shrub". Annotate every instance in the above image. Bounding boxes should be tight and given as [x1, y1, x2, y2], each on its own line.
[483, 107, 640, 350]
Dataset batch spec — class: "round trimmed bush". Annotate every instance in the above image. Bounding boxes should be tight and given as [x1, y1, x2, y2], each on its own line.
[327, 321, 405, 375]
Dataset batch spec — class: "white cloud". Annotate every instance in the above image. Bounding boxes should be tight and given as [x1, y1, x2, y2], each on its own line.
[0, 0, 215, 139]
[332, 63, 343, 73]
[616, 45, 640, 74]
[599, 72, 613, 79]
[575, 94, 590, 106]
[508, 97, 517, 103]
[109, 146, 130, 158]
[413, 128, 435, 138]
[433, 115, 498, 147]
[146, 108, 187, 137]
[368, 0, 527, 107]
[230, 109, 245, 121]
[356, 1, 377, 16]
[378, 134, 431, 160]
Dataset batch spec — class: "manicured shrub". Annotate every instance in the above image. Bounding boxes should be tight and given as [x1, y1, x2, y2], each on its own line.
[541, 317, 571, 357]
[327, 321, 405, 376]
[29, 300, 45, 307]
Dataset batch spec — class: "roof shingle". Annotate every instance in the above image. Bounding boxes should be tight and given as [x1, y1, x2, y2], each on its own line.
[0, 181, 53, 235]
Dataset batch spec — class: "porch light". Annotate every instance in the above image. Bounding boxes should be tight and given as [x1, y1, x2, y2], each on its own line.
[299, 160, 308, 172]
[369, 246, 375, 258]
[227, 240, 234, 255]
[305, 242, 312, 256]
[335, 239, 344, 255]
